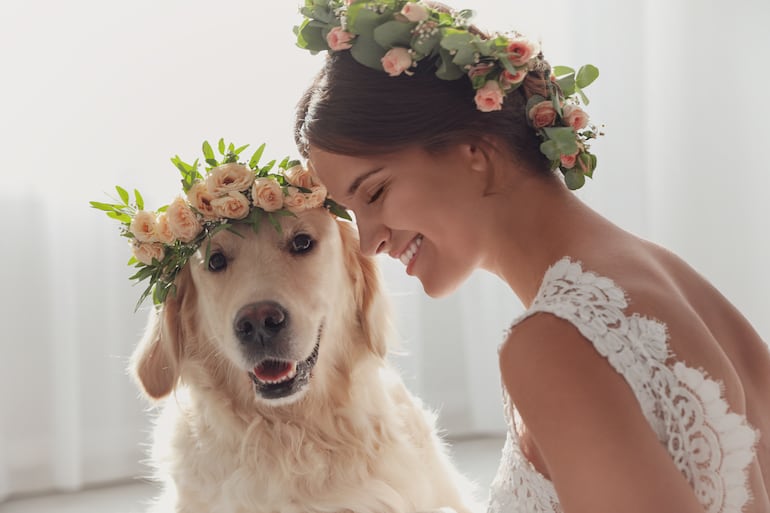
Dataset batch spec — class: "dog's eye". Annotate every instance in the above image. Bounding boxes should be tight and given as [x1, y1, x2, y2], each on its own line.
[290, 233, 314, 254]
[207, 252, 228, 272]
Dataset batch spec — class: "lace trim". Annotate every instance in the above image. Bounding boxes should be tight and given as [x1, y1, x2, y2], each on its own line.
[487, 258, 758, 513]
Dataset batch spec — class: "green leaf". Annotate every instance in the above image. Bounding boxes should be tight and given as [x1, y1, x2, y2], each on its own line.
[435, 47, 464, 80]
[267, 213, 283, 234]
[411, 29, 441, 58]
[439, 29, 473, 51]
[249, 143, 267, 169]
[234, 144, 249, 156]
[542, 127, 579, 156]
[539, 140, 561, 161]
[202, 140, 215, 162]
[134, 189, 144, 210]
[297, 20, 329, 52]
[564, 169, 586, 190]
[218, 138, 226, 155]
[556, 73, 576, 97]
[107, 211, 131, 223]
[347, 3, 393, 34]
[451, 43, 476, 67]
[350, 31, 388, 70]
[373, 20, 414, 49]
[260, 159, 276, 174]
[325, 200, 351, 220]
[116, 186, 130, 205]
[576, 64, 599, 89]
[552, 65, 575, 77]
[90, 200, 119, 212]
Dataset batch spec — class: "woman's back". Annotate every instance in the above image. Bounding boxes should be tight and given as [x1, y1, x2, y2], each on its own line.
[501, 228, 770, 512]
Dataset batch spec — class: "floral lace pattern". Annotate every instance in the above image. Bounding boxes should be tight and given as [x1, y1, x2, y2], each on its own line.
[487, 258, 758, 513]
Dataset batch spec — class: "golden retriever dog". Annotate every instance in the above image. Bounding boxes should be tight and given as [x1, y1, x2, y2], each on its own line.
[132, 208, 478, 513]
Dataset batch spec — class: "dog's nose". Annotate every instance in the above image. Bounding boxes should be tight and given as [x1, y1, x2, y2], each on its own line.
[234, 301, 288, 347]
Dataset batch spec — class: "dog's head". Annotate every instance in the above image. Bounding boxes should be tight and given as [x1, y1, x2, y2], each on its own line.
[130, 209, 388, 409]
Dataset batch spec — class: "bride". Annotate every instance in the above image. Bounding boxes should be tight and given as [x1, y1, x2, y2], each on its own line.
[293, 1, 770, 512]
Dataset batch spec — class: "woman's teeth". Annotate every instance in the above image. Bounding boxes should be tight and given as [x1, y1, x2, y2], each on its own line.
[399, 235, 423, 266]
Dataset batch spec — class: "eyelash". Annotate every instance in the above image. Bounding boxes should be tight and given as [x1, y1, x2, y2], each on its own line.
[368, 185, 385, 204]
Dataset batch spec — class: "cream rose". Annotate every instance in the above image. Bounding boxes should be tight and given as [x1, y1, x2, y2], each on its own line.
[205, 163, 255, 196]
[529, 100, 558, 128]
[166, 196, 202, 243]
[187, 181, 217, 219]
[154, 212, 176, 245]
[129, 210, 158, 243]
[560, 153, 578, 169]
[211, 191, 251, 220]
[132, 242, 165, 266]
[305, 184, 328, 209]
[506, 37, 539, 67]
[327, 26, 354, 51]
[284, 164, 317, 189]
[401, 2, 429, 22]
[283, 187, 308, 213]
[563, 104, 589, 131]
[474, 81, 505, 112]
[381, 47, 413, 77]
[251, 178, 284, 212]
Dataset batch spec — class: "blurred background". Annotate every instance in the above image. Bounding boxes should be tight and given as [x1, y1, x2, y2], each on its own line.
[1, 0, 769, 510]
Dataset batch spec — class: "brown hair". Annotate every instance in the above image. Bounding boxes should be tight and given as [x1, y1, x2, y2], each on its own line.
[295, 48, 554, 175]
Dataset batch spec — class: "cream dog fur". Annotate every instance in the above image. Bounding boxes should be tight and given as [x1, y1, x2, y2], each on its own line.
[132, 208, 478, 513]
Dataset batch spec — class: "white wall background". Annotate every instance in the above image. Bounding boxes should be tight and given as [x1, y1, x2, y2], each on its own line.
[1, 0, 768, 500]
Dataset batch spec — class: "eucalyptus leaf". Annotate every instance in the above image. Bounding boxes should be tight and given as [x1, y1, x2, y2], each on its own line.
[298, 22, 328, 52]
[556, 73, 576, 97]
[552, 65, 575, 76]
[451, 44, 476, 67]
[440, 29, 473, 50]
[576, 64, 599, 89]
[564, 169, 586, 190]
[350, 31, 388, 70]
[348, 4, 393, 34]
[411, 29, 441, 57]
[539, 140, 561, 161]
[374, 20, 414, 48]
[435, 47, 464, 80]
[542, 127, 579, 155]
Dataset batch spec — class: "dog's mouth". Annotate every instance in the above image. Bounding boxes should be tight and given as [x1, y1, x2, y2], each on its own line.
[247, 325, 322, 402]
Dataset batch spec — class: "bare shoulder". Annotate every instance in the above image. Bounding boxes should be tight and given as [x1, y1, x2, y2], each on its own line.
[499, 312, 704, 513]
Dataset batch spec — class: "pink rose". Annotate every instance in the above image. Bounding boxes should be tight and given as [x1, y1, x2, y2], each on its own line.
[187, 181, 217, 219]
[474, 81, 505, 112]
[468, 62, 494, 79]
[560, 153, 578, 169]
[501, 69, 527, 88]
[529, 100, 558, 128]
[283, 186, 308, 213]
[284, 164, 317, 189]
[132, 241, 165, 266]
[129, 210, 158, 243]
[166, 196, 202, 243]
[506, 37, 539, 67]
[381, 47, 413, 77]
[401, 2, 429, 22]
[205, 163, 255, 196]
[562, 104, 589, 131]
[327, 27, 354, 51]
[211, 191, 251, 220]
[251, 178, 284, 212]
[155, 213, 175, 245]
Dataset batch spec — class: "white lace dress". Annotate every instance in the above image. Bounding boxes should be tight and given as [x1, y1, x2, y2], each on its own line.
[487, 258, 758, 513]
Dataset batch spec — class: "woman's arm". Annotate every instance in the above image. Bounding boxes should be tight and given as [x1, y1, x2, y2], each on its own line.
[499, 313, 705, 513]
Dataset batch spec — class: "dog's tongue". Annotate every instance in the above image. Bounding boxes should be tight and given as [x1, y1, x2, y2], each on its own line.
[253, 360, 294, 382]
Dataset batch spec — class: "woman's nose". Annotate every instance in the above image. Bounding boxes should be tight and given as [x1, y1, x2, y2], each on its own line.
[357, 218, 390, 257]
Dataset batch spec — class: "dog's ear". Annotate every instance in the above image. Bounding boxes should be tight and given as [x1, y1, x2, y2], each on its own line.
[130, 266, 194, 400]
[338, 221, 389, 358]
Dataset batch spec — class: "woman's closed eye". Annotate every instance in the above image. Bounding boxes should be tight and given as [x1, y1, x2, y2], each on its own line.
[367, 185, 385, 204]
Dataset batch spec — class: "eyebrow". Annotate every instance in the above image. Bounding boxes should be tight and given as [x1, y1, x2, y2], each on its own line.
[346, 167, 384, 198]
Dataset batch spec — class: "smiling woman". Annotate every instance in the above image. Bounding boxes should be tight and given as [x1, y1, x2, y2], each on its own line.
[1, 0, 770, 506]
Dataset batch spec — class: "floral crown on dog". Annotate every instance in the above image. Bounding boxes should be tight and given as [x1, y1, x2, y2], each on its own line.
[294, 0, 602, 190]
[91, 139, 350, 308]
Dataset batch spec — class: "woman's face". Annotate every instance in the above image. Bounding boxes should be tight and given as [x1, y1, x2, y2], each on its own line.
[309, 144, 489, 297]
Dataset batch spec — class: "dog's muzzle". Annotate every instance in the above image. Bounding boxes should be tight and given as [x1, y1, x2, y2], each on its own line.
[235, 301, 322, 402]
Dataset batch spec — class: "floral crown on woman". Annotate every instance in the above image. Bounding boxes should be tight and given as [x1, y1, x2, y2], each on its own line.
[294, 0, 601, 190]
[91, 140, 350, 308]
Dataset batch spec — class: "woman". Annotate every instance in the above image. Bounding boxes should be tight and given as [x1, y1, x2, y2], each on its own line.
[293, 1, 770, 511]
